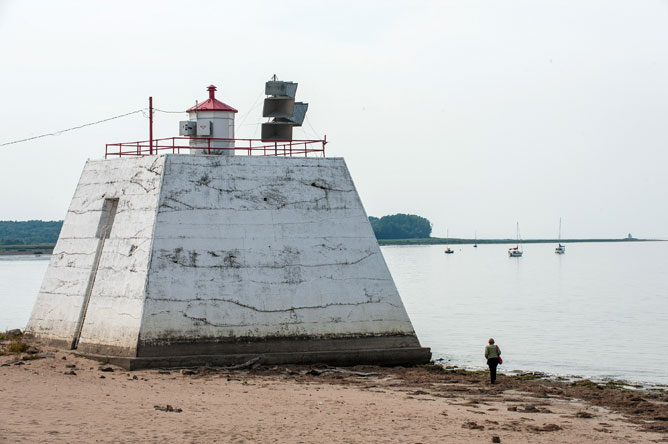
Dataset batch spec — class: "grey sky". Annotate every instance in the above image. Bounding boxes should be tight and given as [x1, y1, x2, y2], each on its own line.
[1, 0, 667, 239]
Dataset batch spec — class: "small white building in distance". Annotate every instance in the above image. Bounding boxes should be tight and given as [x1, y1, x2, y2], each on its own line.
[25, 82, 430, 369]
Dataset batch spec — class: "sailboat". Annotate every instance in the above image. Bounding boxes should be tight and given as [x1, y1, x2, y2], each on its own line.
[555, 217, 565, 254]
[508, 222, 523, 257]
[444, 229, 454, 254]
[473, 231, 478, 248]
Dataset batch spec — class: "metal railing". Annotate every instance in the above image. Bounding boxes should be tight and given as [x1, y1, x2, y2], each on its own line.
[105, 136, 327, 159]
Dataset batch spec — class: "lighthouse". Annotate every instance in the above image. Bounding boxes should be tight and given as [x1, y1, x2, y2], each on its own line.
[180, 85, 238, 155]
[25, 79, 430, 369]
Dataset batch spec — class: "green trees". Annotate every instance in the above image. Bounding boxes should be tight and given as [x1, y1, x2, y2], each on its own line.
[0, 220, 63, 245]
[368, 214, 432, 239]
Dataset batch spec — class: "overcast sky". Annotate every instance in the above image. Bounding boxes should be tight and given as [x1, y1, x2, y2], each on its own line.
[1, 0, 667, 239]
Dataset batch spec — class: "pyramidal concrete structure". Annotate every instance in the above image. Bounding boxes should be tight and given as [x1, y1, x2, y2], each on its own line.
[26, 154, 430, 369]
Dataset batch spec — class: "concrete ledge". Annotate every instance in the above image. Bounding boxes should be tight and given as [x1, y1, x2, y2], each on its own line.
[136, 334, 424, 357]
[82, 346, 432, 370]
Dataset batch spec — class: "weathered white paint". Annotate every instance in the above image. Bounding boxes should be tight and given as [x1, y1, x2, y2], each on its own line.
[140, 155, 416, 344]
[188, 110, 235, 155]
[26, 156, 165, 356]
[26, 154, 424, 362]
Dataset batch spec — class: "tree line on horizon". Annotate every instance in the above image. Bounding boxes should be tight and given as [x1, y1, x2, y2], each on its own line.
[0, 214, 435, 246]
[368, 214, 432, 239]
[0, 220, 63, 245]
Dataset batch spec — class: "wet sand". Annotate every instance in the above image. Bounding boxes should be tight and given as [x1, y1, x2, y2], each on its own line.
[1, 345, 667, 443]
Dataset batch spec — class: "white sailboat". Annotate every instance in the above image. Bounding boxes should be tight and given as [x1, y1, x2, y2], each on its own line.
[444, 229, 454, 254]
[473, 231, 478, 248]
[508, 222, 523, 257]
[555, 217, 565, 254]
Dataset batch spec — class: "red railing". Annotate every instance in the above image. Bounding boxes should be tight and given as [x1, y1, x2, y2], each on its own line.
[105, 136, 327, 159]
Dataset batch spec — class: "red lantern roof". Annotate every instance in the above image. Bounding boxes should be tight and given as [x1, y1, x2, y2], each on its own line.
[186, 85, 238, 113]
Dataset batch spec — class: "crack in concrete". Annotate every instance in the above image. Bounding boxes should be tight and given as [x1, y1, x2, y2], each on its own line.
[158, 250, 377, 270]
[178, 298, 380, 325]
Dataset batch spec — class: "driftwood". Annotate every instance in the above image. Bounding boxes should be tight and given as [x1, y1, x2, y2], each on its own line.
[305, 367, 378, 377]
[162, 356, 262, 373]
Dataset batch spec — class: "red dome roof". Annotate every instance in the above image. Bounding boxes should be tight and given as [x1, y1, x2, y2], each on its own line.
[186, 85, 238, 113]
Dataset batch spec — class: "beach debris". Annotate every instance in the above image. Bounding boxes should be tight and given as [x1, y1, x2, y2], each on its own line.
[154, 404, 182, 413]
[99, 366, 114, 372]
[222, 357, 261, 370]
[507, 406, 517, 411]
[515, 371, 548, 380]
[158, 370, 171, 375]
[462, 421, 485, 430]
[132, 375, 138, 380]
[172, 357, 262, 375]
[523, 405, 539, 413]
[99, 375, 105, 379]
[529, 423, 562, 432]
[64, 370, 77, 375]
[21, 352, 54, 361]
[65, 364, 76, 369]
[575, 410, 594, 418]
[6, 329, 22, 339]
[305, 367, 378, 377]
[61, 356, 67, 360]
[492, 436, 501, 443]
[25, 346, 39, 354]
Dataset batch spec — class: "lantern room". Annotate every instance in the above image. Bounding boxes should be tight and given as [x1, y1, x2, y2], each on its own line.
[180, 85, 238, 155]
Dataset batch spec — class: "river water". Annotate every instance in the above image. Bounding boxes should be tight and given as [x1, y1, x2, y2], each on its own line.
[1, 241, 667, 385]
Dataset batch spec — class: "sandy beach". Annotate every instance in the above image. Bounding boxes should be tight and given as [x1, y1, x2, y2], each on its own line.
[1, 342, 667, 444]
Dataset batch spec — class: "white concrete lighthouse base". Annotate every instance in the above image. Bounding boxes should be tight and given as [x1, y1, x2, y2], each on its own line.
[26, 155, 430, 369]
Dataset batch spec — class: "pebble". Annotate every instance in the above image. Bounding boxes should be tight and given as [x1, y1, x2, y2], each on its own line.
[154, 404, 182, 413]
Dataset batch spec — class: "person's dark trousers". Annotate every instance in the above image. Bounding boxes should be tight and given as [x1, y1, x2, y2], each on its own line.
[487, 357, 499, 383]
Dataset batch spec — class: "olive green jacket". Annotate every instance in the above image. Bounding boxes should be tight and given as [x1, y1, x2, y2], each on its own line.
[485, 344, 501, 359]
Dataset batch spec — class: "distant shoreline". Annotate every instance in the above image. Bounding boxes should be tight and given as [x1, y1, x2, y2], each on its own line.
[0, 244, 54, 256]
[378, 238, 663, 246]
[0, 238, 663, 254]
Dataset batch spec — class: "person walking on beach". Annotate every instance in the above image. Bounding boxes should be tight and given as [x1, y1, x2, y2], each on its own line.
[484, 338, 501, 384]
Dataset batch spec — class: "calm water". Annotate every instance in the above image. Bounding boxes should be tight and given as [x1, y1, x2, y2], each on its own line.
[384, 241, 668, 385]
[2, 242, 667, 385]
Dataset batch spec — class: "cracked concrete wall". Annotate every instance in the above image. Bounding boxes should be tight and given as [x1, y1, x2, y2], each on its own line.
[27, 154, 423, 361]
[26, 156, 165, 356]
[139, 155, 417, 348]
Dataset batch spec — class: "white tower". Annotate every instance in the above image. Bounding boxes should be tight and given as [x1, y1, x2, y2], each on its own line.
[25, 81, 430, 369]
[181, 85, 238, 155]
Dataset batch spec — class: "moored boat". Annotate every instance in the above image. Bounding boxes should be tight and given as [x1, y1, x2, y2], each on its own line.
[555, 218, 565, 254]
[508, 222, 523, 257]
